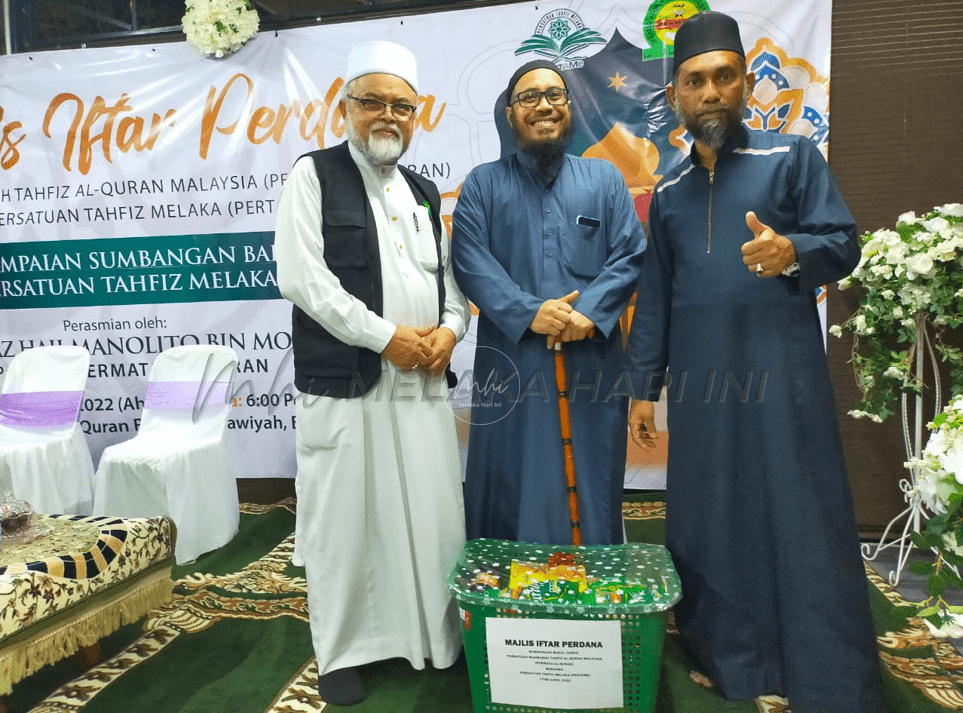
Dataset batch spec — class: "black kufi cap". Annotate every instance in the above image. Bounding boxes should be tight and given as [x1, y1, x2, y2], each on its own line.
[672, 11, 745, 75]
[506, 60, 566, 103]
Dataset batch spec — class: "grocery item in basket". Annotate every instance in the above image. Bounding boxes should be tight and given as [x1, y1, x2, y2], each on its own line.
[578, 581, 659, 606]
[508, 555, 589, 599]
[524, 578, 585, 603]
[508, 560, 549, 592]
[463, 566, 505, 593]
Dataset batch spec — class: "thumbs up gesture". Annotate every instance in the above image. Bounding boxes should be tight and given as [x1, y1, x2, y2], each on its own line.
[741, 211, 796, 278]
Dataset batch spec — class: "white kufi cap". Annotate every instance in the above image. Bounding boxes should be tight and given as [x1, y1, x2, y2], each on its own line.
[344, 40, 418, 93]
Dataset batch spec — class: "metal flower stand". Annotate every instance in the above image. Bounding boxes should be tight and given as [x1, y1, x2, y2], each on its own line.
[861, 318, 941, 586]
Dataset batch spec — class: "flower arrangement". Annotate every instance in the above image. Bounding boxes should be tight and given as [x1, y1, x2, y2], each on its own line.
[900, 395, 963, 635]
[182, 0, 259, 59]
[831, 203, 963, 423]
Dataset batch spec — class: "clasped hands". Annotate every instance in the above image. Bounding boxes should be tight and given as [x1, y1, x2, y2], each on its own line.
[741, 211, 796, 278]
[382, 325, 456, 375]
[530, 290, 595, 349]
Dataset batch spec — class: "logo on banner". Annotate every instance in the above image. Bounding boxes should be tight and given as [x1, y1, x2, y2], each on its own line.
[515, 9, 606, 70]
[641, 0, 710, 60]
[745, 39, 830, 151]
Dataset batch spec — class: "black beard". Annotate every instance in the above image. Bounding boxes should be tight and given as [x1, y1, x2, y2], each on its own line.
[515, 121, 574, 178]
[677, 101, 745, 151]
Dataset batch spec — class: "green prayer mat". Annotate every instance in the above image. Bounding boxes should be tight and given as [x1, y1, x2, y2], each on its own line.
[6, 495, 963, 712]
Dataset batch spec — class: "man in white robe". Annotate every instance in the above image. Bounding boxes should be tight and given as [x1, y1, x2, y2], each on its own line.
[274, 40, 470, 706]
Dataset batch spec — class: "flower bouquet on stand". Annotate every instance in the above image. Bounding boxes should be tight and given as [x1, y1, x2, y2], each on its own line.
[832, 203, 963, 589]
[182, 0, 259, 59]
[900, 395, 963, 635]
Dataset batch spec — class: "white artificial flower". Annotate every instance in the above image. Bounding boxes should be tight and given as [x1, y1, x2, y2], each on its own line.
[850, 407, 882, 423]
[881, 289, 895, 300]
[925, 427, 949, 457]
[905, 253, 935, 278]
[924, 615, 963, 639]
[924, 217, 951, 234]
[943, 531, 963, 557]
[937, 203, 963, 218]
[829, 324, 843, 337]
[854, 314, 867, 332]
[912, 464, 947, 514]
[898, 211, 920, 225]
[885, 243, 909, 264]
[878, 229, 902, 246]
[884, 366, 903, 379]
[938, 436, 963, 484]
[892, 306, 904, 319]
[932, 242, 958, 261]
[870, 264, 894, 279]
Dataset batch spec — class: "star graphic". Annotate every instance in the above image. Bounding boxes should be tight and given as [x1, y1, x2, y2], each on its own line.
[607, 72, 628, 92]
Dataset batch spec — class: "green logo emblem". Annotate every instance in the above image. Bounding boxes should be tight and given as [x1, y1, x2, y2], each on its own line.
[515, 9, 606, 70]
[642, 0, 711, 61]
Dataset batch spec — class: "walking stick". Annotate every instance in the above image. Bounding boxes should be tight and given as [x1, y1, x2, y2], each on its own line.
[553, 342, 582, 545]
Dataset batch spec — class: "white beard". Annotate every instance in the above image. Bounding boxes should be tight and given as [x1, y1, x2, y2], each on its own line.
[346, 120, 405, 167]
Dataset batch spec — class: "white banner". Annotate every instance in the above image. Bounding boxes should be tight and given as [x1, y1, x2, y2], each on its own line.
[0, 0, 833, 478]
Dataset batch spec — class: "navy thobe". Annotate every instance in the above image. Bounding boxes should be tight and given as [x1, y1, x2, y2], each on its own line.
[452, 151, 645, 545]
[627, 126, 886, 712]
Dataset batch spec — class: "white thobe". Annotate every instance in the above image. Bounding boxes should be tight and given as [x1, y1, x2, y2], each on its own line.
[274, 143, 470, 675]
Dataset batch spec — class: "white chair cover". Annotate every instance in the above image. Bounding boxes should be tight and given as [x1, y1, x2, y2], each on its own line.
[0, 345, 95, 514]
[93, 345, 240, 563]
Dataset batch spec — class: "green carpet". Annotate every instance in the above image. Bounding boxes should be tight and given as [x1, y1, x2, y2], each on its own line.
[6, 495, 963, 712]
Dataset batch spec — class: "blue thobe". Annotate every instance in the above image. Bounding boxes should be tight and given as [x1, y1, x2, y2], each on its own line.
[452, 151, 645, 545]
[626, 126, 886, 712]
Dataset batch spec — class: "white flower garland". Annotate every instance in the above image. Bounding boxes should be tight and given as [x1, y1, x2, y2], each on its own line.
[911, 395, 963, 516]
[902, 395, 963, 637]
[183, 0, 259, 59]
[831, 203, 963, 422]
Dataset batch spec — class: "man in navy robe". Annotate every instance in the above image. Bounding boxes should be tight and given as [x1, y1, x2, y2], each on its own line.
[626, 12, 886, 712]
[451, 60, 645, 545]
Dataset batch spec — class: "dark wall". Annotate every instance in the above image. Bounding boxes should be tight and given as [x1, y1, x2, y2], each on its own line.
[828, 0, 963, 536]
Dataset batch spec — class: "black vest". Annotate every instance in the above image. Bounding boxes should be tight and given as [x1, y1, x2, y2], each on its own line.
[291, 142, 449, 398]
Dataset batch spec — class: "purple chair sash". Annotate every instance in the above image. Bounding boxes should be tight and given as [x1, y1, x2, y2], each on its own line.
[0, 390, 83, 427]
[144, 381, 229, 410]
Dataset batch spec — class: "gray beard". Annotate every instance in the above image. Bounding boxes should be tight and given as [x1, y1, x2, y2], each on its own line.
[676, 88, 749, 151]
[345, 120, 405, 167]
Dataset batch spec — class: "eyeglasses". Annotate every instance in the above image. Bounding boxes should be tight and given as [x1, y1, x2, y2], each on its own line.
[346, 95, 417, 120]
[510, 87, 569, 108]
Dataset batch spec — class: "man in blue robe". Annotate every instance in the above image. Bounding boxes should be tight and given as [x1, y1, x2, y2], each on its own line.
[451, 60, 645, 545]
[626, 12, 886, 712]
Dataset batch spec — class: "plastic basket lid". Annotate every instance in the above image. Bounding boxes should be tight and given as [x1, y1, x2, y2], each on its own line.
[447, 538, 681, 615]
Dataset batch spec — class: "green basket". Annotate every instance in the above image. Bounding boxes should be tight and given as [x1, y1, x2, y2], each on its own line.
[447, 539, 681, 713]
